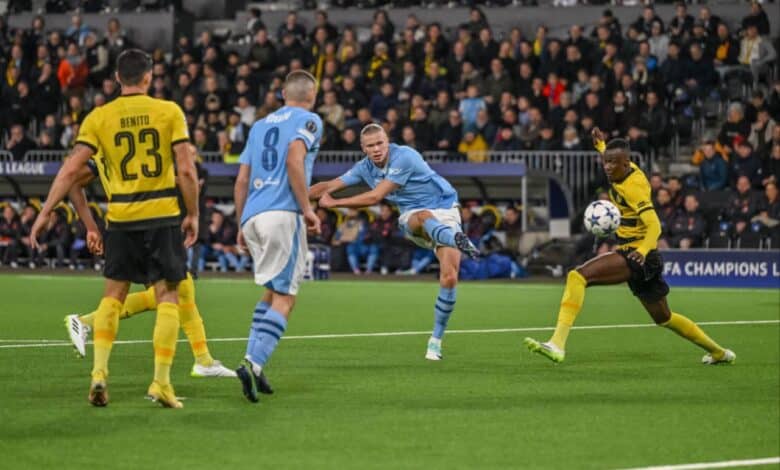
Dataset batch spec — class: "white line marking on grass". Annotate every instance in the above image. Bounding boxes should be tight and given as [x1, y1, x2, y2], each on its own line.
[5, 274, 780, 293]
[618, 456, 780, 470]
[0, 319, 776, 350]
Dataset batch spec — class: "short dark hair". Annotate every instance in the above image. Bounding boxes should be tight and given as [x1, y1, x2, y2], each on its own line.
[116, 49, 152, 86]
[606, 138, 630, 154]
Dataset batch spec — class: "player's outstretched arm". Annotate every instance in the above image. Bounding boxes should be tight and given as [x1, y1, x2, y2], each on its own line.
[591, 127, 608, 154]
[309, 178, 348, 200]
[30, 144, 94, 249]
[174, 142, 200, 248]
[319, 180, 399, 209]
[287, 140, 321, 235]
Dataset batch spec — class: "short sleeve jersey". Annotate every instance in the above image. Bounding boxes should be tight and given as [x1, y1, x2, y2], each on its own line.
[339, 144, 458, 213]
[76, 94, 190, 230]
[609, 162, 656, 244]
[239, 105, 322, 225]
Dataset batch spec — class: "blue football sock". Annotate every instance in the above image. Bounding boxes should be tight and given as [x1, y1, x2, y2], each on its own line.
[432, 287, 457, 339]
[423, 218, 456, 248]
[247, 308, 288, 368]
[245, 301, 269, 357]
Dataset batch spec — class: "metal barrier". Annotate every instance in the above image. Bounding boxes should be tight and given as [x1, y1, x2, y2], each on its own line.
[21, 149, 651, 208]
[0, 151, 13, 162]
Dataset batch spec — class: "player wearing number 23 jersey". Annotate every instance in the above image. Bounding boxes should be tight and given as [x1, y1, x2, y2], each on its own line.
[76, 94, 190, 230]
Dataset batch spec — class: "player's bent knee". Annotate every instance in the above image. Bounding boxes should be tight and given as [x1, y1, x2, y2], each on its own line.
[439, 269, 458, 288]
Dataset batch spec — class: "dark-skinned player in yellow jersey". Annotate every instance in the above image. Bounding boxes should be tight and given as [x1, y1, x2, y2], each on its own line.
[524, 128, 735, 365]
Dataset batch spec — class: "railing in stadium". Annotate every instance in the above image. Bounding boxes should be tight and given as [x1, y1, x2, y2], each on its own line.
[21, 149, 651, 208]
[0, 151, 12, 162]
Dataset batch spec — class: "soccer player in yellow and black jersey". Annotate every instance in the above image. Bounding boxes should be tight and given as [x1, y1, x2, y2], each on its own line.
[61, 153, 236, 380]
[524, 128, 735, 365]
[30, 49, 200, 408]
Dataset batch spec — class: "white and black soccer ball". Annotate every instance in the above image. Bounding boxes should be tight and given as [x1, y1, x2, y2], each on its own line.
[583, 200, 621, 237]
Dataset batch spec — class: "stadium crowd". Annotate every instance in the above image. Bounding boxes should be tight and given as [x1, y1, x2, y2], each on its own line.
[1, 2, 779, 271]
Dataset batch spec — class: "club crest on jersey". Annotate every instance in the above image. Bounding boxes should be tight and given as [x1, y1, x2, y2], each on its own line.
[253, 178, 263, 189]
[306, 120, 318, 134]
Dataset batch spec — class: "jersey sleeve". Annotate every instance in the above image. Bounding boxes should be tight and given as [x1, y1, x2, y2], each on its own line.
[622, 178, 653, 214]
[385, 147, 418, 186]
[75, 109, 100, 153]
[339, 161, 366, 186]
[292, 113, 323, 151]
[170, 103, 190, 145]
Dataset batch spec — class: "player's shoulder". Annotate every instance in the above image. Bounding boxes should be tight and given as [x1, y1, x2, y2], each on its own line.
[626, 164, 651, 190]
[390, 144, 423, 162]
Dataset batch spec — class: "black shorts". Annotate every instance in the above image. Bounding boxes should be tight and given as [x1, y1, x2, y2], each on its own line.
[616, 248, 670, 303]
[103, 226, 187, 285]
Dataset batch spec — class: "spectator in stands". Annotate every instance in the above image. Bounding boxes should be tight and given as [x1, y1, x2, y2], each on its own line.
[57, 42, 89, 94]
[648, 22, 670, 64]
[750, 109, 776, 161]
[713, 23, 740, 74]
[698, 6, 721, 38]
[458, 84, 486, 130]
[667, 176, 684, 210]
[458, 130, 489, 162]
[493, 126, 522, 151]
[437, 110, 463, 154]
[655, 187, 677, 235]
[333, 209, 370, 275]
[670, 2, 695, 40]
[763, 143, 780, 186]
[37, 210, 70, 268]
[366, 202, 403, 276]
[737, 24, 777, 88]
[730, 141, 763, 188]
[461, 206, 485, 244]
[0, 205, 21, 268]
[666, 194, 707, 249]
[500, 205, 523, 256]
[741, 1, 770, 37]
[700, 141, 729, 191]
[718, 102, 751, 150]
[561, 126, 582, 150]
[201, 210, 248, 272]
[638, 91, 669, 154]
[725, 175, 761, 235]
[633, 6, 662, 38]
[686, 43, 717, 100]
[5, 124, 34, 161]
[754, 181, 780, 232]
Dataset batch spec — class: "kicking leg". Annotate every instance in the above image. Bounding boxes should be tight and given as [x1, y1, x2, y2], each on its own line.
[426, 246, 460, 361]
[408, 210, 479, 259]
[525, 252, 631, 363]
[642, 297, 735, 365]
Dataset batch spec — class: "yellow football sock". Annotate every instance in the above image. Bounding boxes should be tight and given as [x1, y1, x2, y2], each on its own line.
[177, 275, 213, 366]
[91, 297, 122, 382]
[153, 302, 180, 386]
[549, 270, 587, 350]
[662, 312, 726, 358]
[81, 286, 156, 327]
[122, 285, 157, 320]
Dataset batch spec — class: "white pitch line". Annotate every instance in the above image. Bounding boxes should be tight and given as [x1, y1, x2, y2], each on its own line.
[0, 319, 777, 350]
[618, 456, 780, 470]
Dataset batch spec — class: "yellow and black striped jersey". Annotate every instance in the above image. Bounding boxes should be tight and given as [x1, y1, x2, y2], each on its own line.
[76, 94, 189, 230]
[608, 162, 656, 249]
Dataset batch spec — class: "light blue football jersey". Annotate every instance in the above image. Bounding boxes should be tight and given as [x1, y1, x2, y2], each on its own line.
[339, 144, 458, 213]
[239, 105, 322, 225]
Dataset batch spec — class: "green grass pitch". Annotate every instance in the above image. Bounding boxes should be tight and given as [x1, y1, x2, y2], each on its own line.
[0, 273, 778, 469]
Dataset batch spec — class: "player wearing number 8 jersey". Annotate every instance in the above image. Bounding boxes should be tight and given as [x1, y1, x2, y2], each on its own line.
[233, 70, 323, 403]
[30, 49, 200, 408]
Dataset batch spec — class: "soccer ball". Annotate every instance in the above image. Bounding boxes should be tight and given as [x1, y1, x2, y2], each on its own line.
[583, 200, 621, 237]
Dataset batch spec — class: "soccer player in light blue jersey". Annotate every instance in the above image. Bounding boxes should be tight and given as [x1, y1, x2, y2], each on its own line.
[233, 71, 323, 403]
[310, 124, 480, 360]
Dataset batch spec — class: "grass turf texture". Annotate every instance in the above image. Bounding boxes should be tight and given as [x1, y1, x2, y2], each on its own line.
[0, 273, 777, 470]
